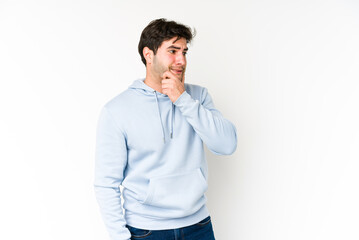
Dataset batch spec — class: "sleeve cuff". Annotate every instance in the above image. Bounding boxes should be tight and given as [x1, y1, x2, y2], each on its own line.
[174, 91, 192, 106]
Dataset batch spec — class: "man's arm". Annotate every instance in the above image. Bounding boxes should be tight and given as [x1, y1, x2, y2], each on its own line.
[94, 107, 131, 240]
[174, 87, 237, 155]
[162, 71, 237, 155]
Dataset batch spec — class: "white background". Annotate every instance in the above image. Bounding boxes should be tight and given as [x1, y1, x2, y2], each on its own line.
[1, 0, 359, 239]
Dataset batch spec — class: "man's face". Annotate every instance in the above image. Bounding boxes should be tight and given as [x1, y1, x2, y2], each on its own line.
[151, 37, 188, 81]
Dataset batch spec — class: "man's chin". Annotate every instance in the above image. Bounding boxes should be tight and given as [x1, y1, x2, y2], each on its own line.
[178, 74, 184, 82]
[176, 73, 184, 81]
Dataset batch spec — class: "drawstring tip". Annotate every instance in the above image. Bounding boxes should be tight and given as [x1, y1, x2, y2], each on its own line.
[163, 137, 165, 143]
[170, 132, 173, 139]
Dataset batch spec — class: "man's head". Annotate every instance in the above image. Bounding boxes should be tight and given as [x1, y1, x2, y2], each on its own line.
[138, 18, 195, 66]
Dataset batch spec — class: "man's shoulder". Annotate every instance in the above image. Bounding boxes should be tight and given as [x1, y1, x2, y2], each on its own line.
[102, 88, 133, 112]
[184, 83, 208, 100]
[184, 82, 205, 92]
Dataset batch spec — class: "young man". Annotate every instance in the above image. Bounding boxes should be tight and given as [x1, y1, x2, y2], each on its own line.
[94, 18, 237, 240]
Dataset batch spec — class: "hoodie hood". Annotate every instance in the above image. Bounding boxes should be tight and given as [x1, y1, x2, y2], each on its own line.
[129, 79, 175, 143]
[129, 78, 159, 95]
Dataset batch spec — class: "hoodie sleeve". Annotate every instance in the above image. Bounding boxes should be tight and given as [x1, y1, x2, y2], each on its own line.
[174, 87, 237, 155]
[94, 107, 131, 240]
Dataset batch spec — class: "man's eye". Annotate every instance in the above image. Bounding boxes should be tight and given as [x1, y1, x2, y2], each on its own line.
[183, 52, 187, 55]
[169, 50, 175, 54]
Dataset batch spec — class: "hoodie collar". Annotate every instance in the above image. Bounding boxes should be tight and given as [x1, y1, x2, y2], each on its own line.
[129, 78, 166, 96]
[129, 78, 174, 143]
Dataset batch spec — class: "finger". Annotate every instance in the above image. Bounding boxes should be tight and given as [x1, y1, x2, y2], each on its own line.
[162, 71, 174, 79]
[161, 83, 170, 89]
[161, 78, 171, 84]
[161, 81, 174, 89]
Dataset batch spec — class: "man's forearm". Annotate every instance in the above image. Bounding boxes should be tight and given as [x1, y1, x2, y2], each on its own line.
[174, 90, 237, 155]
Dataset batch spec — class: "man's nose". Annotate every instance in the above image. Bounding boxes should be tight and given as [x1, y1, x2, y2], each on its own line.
[175, 53, 186, 65]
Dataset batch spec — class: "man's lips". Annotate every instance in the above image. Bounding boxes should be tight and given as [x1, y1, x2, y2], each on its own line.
[170, 68, 184, 75]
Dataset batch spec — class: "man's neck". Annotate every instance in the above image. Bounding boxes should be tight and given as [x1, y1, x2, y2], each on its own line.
[144, 72, 164, 94]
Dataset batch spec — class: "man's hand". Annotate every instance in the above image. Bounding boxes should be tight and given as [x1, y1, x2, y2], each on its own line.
[162, 71, 185, 103]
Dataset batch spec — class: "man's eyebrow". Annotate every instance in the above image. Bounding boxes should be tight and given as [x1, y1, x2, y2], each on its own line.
[167, 45, 189, 51]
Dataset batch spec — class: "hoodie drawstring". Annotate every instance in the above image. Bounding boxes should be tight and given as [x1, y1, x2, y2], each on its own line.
[170, 103, 174, 139]
[154, 91, 166, 143]
[154, 90, 174, 143]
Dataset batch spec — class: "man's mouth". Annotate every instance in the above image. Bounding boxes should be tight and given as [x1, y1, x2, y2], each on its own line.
[170, 68, 184, 75]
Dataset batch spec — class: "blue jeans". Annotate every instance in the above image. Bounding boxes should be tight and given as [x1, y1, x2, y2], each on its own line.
[126, 216, 216, 240]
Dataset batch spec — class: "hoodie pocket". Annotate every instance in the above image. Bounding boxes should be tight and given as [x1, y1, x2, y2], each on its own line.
[142, 168, 207, 217]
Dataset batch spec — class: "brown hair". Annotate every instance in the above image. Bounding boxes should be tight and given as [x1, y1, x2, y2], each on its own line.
[138, 18, 195, 65]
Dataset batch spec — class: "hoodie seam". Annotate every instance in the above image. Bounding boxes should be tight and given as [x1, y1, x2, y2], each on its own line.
[103, 106, 128, 140]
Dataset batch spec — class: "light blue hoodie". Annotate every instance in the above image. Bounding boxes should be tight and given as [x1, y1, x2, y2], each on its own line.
[94, 79, 237, 240]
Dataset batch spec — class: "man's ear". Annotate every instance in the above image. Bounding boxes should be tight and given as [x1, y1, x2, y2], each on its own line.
[143, 47, 154, 65]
